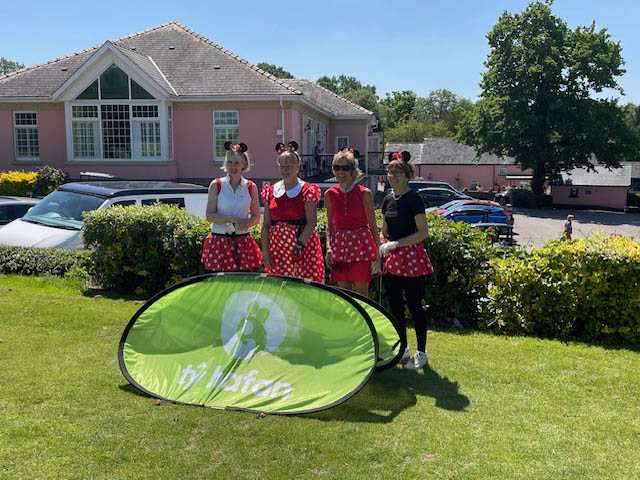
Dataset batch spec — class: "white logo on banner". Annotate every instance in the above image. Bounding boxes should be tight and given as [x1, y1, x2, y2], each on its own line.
[220, 291, 287, 360]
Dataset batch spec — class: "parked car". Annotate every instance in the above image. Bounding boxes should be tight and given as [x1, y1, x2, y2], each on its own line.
[416, 188, 472, 208]
[0, 181, 208, 249]
[430, 199, 514, 225]
[0, 196, 41, 226]
[494, 190, 512, 206]
[441, 205, 512, 234]
[384, 180, 461, 197]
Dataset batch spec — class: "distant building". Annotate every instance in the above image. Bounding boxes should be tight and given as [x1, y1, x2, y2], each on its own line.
[0, 21, 377, 186]
[551, 164, 633, 210]
[385, 137, 532, 191]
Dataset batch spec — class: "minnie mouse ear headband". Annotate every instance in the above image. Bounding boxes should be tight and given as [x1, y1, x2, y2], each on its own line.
[275, 141, 299, 155]
[224, 142, 248, 153]
[340, 147, 361, 158]
[388, 151, 411, 162]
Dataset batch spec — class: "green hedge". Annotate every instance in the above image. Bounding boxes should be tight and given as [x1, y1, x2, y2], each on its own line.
[484, 232, 640, 343]
[83, 204, 210, 293]
[510, 188, 552, 208]
[0, 245, 90, 276]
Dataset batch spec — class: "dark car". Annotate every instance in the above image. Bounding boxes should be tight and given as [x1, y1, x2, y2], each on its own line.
[416, 188, 472, 208]
[384, 180, 461, 197]
[0, 196, 40, 226]
[494, 190, 511, 206]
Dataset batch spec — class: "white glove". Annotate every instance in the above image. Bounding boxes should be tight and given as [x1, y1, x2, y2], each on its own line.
[379, 241, 399, 256]
[224, 222, 236, 234]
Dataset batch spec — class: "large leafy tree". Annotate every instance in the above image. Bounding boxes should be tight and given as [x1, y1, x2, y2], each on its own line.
[256, 62, 294, 79]
[0, 57, 25, 75]
[316, 75, 380, 118]
[456, 1, 640, 194]
[413, 89, 473, 134]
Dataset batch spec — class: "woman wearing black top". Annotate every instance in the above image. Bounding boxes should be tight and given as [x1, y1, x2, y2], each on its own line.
[379, 151, 434, 369]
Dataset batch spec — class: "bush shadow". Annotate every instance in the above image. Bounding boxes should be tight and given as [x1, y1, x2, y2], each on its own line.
[305, 365, 470, 424]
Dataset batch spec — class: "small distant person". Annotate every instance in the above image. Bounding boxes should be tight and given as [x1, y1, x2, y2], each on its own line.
[313, 141, 323, 173]
[564, 214, 574, 241]
[201, 142, 262, 272]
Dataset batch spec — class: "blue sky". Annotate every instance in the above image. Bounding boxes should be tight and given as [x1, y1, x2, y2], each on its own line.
[2, 0, 639, 104]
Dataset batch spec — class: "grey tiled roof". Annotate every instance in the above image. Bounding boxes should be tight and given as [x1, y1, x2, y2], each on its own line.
[0, 21, 300, 99]
[560, 165, 632, 187]
[287, 79, 374, 117]
[386, 137, 516, 165]
[112, 42, 176, 95]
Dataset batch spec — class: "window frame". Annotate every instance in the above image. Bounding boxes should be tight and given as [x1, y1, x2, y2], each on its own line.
[335, 136, 349, 152]
[13, 111, 40, 162]
[498, 165, 508, 176]
[213, 111, 239, 163]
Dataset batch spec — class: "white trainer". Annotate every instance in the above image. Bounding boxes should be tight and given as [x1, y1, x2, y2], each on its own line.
[400, 347, 411, 362]
[404, 350, 428, 370]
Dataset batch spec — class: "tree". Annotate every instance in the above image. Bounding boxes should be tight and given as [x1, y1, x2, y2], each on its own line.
[256, 62, 294, 79]
[0, 57, 25, 75]
[316, 75, 376, 96]
[413, 89, 474, 134]
[379, 90, 417, 129]
[385, 119, 452, 142]
[456, 1, 640, 195]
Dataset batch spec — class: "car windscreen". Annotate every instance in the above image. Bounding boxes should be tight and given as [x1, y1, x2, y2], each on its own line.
[21, 191, 104, 230]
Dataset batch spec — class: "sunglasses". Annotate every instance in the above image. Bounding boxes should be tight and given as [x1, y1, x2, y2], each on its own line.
[332, 164, 354, 172]
[386, 170, 404, 176]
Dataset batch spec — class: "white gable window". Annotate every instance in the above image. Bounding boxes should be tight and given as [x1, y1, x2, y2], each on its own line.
[214, 111, 239, 162]
[336, 136, 349, 152]
[69, 64, 165, 161]
[14, 112, 39, 161]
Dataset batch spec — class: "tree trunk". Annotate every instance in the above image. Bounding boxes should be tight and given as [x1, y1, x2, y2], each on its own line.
[531, 162, 546, 196]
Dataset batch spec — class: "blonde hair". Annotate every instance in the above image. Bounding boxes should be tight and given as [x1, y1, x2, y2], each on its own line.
[221, 150, 251, 173]
[277, 151, 300, 166]
[387, 158, 414, 179]
[332, 150, 362, 177]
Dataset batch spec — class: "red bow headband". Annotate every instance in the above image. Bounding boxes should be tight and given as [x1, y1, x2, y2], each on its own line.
[392, 152, 404, 160]
[342, 148, 354, 154]
[229, 144, 242, 152]
[278, 144, 296, 154]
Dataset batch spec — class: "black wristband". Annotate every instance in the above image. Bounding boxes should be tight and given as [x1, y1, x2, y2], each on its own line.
[295, 239, 304, 249]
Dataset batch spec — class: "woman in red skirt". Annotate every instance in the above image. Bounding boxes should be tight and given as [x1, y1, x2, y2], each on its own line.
[380, 151, 434, 370]
[324, 148, 380, 296]
[201, 142, 262, 272]
[261, 141, 325, 283]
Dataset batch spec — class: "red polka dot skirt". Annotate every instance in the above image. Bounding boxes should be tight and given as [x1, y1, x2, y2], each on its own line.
[330, 227, 377, 263]
[266, 223, 325, 283]
[383, 243, 434, 277]
[201, 233, 263, 272]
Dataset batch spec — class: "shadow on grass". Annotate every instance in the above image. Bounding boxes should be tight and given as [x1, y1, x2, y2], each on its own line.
[306, 365, 469, 424]
[81, 287, 150, 302]
[119, 383, 152, 398]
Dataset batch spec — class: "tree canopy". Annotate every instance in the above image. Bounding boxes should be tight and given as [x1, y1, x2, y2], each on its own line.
[456, 0, 640, 194]
[256, 62, 294, 79]
[0, 57, 25, 75]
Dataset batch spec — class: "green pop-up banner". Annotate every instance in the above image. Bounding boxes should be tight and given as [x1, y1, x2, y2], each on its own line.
[119, 273, 388, 415]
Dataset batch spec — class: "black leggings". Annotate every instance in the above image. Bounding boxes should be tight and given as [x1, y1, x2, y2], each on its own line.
[383, 274, 427, 352]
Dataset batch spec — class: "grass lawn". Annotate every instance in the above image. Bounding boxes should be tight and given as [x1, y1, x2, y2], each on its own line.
[1, 274, 639, 480]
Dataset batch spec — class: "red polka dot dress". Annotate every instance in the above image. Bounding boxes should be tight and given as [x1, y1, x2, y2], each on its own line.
[326, 183, 377, 283]
[201, 176, 262, 272]
[262, 181, 325, 283]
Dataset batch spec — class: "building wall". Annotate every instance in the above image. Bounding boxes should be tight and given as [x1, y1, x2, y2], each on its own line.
[412, 164, 531, 191]
[329, 120, 367, 153]
[0, 109, 14, 166]
[551, 185, 628, 210]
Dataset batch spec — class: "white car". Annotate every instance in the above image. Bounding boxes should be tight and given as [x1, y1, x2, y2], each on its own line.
[0, 181, 208, 249]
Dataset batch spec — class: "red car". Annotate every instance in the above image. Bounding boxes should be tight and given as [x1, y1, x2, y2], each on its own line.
[434, 200, 514, 225]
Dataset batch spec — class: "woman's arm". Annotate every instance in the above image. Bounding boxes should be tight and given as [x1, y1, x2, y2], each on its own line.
[396, 213, 428, 248]
[324, 191, 333, 264]
[298, 201, 317, 245]
[363, 189, 380, 251]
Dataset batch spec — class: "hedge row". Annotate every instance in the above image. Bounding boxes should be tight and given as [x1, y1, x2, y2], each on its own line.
[0, 245, 90, 276]
[484, 232, 640, 344]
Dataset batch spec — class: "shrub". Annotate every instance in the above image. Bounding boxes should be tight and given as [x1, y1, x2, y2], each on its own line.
[484, 232, 640, 344]
[0, 170, 38, 196]
[422, 214, 497, 327]
[0, 245, 90, 276]
[33, 166, 68, 196]
[83, 203, 210, 293]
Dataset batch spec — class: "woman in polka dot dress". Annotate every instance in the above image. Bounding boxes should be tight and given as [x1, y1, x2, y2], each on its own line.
[324, 148, 380, 296]
[201, 142, 262, 272]
[380, 151, 434, 370]
[261, 141, 325, 283]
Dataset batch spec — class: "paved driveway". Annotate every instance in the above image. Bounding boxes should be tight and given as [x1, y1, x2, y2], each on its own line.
[511, 208, 640, 248]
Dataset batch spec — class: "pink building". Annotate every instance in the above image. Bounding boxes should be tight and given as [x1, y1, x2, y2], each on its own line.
[551, 164, 632, 211]
[0, 22, 377, 187]
[385, 137, 532, 192]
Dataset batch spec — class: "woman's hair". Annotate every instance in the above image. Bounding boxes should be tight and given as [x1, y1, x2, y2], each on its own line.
[221, 142, 250, 173]
[332, 148, 362, 177]
[387, 151, 413, 179]
[275, 141, 300, 166]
